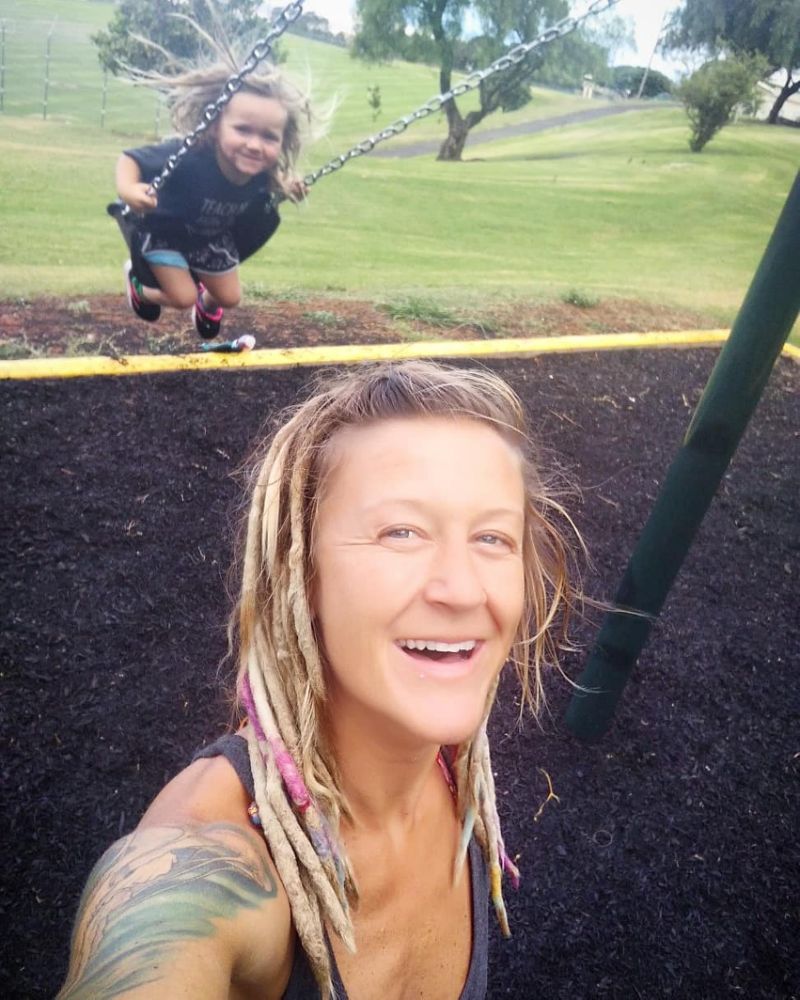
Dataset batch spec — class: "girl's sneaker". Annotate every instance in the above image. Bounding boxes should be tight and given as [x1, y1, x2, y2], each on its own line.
[192, 283, 223, 339]
[124, 260, 160, 322]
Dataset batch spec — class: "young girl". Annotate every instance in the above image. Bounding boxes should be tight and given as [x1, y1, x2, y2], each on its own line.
[117, 62, 310, 340]
[58, 361, 580, 999]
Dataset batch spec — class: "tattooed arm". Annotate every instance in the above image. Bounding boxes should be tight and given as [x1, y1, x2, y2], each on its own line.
[58, 823, 289, 999]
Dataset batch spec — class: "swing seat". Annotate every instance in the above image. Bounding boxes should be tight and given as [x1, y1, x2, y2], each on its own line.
[106, 199, 281, 289]
[107, 200, 158, 287]
[107, 199, 136, 251]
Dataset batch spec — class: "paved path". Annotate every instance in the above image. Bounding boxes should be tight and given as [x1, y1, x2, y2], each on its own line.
[371, 100, 657, 158]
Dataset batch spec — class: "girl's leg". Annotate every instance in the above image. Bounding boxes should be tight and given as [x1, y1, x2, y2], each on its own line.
[141, 265, 198, 310]
[196, 269, 242, 311]
[192, 270, 241, 339]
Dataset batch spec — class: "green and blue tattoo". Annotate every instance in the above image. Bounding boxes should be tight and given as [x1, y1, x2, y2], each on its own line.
[58, 823, 277, 999]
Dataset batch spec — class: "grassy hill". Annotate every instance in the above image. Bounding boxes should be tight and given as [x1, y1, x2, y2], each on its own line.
[0, 1, 589, 141]
[0, 1, 798, 336]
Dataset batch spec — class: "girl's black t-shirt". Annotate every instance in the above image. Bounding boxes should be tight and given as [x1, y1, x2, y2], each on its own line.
[124, 139, 273, 249]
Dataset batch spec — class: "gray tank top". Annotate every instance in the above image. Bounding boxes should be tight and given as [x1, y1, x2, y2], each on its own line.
[195, 734, 489, 999]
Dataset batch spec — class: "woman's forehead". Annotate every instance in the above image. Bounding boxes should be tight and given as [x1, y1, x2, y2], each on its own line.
[326, 412, 513, 454]
[318, 416, 525, 502]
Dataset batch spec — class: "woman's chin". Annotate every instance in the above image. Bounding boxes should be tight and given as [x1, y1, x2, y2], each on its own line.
[409, 701, 487, 748]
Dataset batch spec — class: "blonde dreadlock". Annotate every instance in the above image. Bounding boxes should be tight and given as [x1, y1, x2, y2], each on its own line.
[230, 360, 581, 996]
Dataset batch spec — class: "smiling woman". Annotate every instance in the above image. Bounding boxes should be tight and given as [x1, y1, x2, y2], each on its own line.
[58, 361, 581, 1000]
[313, 417, 526, 750]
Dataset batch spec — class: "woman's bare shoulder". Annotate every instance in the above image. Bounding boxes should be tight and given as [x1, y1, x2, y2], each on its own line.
[139, 745, 255, 829]
[59, 754, 294, 999]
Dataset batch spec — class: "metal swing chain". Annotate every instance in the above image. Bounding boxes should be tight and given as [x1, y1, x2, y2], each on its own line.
[148, 0, 306, 196]
[296, 0, 622, 195]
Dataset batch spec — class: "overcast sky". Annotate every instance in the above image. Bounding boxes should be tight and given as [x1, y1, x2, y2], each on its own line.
[303, 0, 684, 76]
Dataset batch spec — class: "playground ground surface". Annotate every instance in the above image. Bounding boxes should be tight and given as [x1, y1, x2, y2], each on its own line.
[2, 337, 798, 998]
[0, 294, 722, 359]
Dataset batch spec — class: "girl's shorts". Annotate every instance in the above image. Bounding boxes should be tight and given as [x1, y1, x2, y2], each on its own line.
[139, 230, 240, 276]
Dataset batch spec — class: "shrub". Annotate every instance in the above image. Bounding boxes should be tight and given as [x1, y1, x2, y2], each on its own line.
[380, 297, 460, 327]
[561, 288, 599, 309]
[679, 56, 767, 153]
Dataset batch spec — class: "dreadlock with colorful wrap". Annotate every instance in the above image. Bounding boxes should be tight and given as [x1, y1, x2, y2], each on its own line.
[230, 359, 581, 995]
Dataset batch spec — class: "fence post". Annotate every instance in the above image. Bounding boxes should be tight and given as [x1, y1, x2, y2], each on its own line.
[101, 67, 108, 128]
[564, 170, 800, 742]
[0, 20, 6, 113]
[42, 19, 56, 120]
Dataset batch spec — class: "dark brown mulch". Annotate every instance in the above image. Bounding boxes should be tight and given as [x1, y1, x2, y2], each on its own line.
[1, 348, 798, 1000]
[0, 293, 718, 357]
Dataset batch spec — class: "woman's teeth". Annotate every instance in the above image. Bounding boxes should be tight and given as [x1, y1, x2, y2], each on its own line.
[399, 639, 477, 653]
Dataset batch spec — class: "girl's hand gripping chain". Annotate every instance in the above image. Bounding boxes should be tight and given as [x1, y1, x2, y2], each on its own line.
[115, 153, 158, 213]
[278, 172, 309, 203]
[124, 183, 158, 214]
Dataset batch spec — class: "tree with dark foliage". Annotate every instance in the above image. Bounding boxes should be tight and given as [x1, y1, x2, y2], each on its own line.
[530, 15, 632, 91]
[288, 11, 348, 47]
[664, 0, 800, 124]
[93, 0, 267, 75]
[354, 0, 571, 161]
[612, 65, 673, 98]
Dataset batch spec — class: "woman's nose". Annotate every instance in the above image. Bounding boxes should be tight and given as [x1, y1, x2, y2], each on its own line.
[422, 542, 486, 609]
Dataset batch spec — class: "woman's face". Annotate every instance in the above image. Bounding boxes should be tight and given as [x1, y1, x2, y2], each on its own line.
[311, 416, 526, 749]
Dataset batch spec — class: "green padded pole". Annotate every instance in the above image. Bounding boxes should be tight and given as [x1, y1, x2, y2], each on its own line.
[565, 171, 800, 742]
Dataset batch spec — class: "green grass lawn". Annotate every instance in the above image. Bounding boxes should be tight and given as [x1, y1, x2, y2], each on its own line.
[1, 2, 798, 342]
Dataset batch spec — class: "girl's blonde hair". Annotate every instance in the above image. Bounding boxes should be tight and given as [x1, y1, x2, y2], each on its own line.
[231, 360, 581, 996]
[122, 6, 315, 182]
[164, 65, 309, 176]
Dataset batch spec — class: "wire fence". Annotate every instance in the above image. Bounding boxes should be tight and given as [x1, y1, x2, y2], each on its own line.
[0, 14, 164, 136]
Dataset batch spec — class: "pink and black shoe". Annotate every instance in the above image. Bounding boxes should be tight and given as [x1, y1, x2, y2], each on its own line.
[192, 283, 223, 339]
[123, 260, 160, 322]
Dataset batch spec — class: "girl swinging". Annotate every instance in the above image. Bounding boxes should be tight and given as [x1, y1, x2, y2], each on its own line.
[115, 38, 310, 344]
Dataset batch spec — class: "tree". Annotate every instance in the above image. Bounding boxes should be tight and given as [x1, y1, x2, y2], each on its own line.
[679, 55, 766, 152]
[530, 14, 632, 89]
[664, 0, 800, 124]
[92, 0, 268, 75]
[353, 0, 628, 161]
[612, 65, 673, 99]
[288, 11, 348, 47]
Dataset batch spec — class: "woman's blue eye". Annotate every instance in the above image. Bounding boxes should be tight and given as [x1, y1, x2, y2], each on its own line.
[383, 527, 417, 541]
[478, 533, 511, 548]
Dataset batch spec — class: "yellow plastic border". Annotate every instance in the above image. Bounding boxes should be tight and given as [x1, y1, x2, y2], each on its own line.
[0, 329, 797, 381]
[782, 341, 800, 361]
